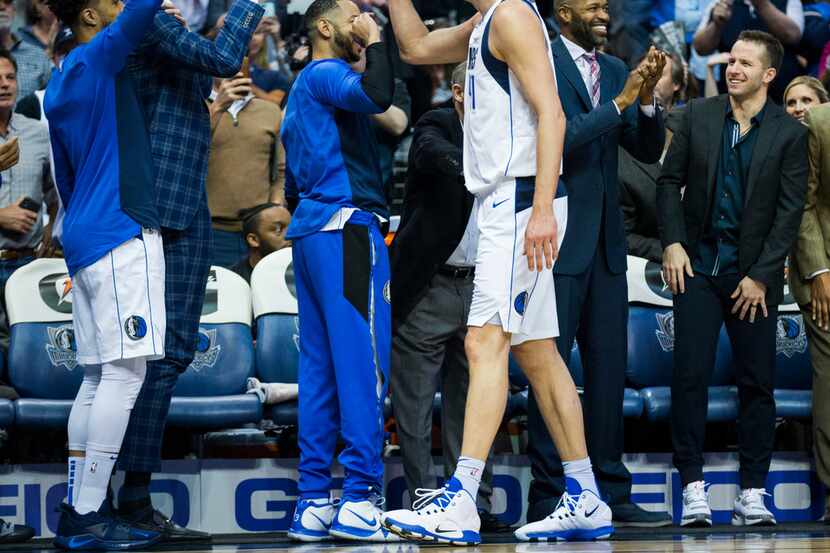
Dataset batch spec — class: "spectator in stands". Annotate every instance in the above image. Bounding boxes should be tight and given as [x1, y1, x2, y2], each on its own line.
[784, 75, 829, 124]
[179, 0, 211, 32]
[789, 101, 830, 523]
[229, 202, 291, 283]
[18, 0, 55, 50]
[0, 49, 55, 352]
[693, 0, 804, 102]
[16, 26, 75, 121]
[620, 54, 689, 263]
[389, 62, 506, 533]
[111, 0, 263, 542]
[658, 30, 808, 527]
[0, 0, 50, 101]
[526, 0, 671, 528]
[207, 72, 284, 268]
[248, 17, 290, 105]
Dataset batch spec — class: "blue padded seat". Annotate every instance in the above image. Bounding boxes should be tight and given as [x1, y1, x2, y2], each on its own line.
[628, 306, 737, 422]
[773, 312, 812, 419]
[566, 341, 643, 418]
[0, 399, 14, 427]
[5, 260, 82, 428]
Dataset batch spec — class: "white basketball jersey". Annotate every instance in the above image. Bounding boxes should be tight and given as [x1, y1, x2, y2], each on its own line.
[463, 0, 560, 197]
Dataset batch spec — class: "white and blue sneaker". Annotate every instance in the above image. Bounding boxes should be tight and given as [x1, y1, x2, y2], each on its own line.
[381, 477, 480, 545]
[288, 498, 337, 542]
[732, 488, 776, 526]
[329, 496, 401, 542]
[514, 490, 613, 542]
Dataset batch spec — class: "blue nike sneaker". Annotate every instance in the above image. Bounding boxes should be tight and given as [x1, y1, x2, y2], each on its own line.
[288, 498, 337, 542]
[330, 496, 401, 542]
[53, 503, 162, 550]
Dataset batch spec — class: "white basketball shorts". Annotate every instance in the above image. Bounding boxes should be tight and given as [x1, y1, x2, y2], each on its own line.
[72, 228, 166, 365]
[467, 177, 568, 346]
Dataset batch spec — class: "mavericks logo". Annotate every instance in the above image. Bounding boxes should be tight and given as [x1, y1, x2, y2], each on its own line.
[39, 273, 73, 314]
[124, 316, 147, 340]
[46, 324, 78, 370]
[655, 311, 675, 352]
[189, 328, 221, 372]
[777, 315, 807, 358]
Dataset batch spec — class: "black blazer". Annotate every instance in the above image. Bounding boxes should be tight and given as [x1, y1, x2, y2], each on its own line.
[390, 108, 473, 326]
[657, 95, 808, 305]
[618, 148, 662, 263]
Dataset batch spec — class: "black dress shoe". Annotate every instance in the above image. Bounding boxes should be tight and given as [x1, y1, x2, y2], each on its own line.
[0, 519, 34, 544]
[479, 511, 513, 533]
[122, 506, 211, 542]
[611, 502, 673, 527]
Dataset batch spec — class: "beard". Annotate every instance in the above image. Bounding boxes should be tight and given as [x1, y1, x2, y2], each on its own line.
[333, 26, 360, 64]
[570, 14, 606, 50]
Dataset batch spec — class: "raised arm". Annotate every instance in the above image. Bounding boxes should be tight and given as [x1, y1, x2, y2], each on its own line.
[141, 0, 264, 77]
[387, 0, 476, 65]
[90, 0, 163, 74]
[752, 0, 802, 46]
[491, 0, 565, 271]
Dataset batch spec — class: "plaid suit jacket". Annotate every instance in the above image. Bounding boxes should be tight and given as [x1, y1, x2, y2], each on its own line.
[128, 0, 264, 230]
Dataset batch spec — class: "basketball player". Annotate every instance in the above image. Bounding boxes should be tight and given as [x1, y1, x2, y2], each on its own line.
[44, 0, 166, 549]
[280, 0, 398, 542]
[381, 0, 618, 544]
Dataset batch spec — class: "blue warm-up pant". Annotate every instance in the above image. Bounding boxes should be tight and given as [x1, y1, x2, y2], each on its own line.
[293, 211, 391, 501]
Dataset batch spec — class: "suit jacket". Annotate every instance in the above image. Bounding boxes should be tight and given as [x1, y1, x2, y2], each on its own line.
[551, 37, 665, 276]
[390, 108, 473, 326]
[128, 0, 263, 230]
[790, 104, 830, 305]
[618, 147, 662, 263]
[657, 95, 809, 305]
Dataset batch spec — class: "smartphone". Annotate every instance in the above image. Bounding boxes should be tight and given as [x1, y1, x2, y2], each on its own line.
[263, 2, 276, 18]
[241, 56, 250, 79]
[20, 197, 39, 213]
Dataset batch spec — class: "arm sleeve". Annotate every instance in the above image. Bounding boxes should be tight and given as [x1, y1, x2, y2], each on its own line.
[140, 0, 264, 77]
[410, 113, 462, 178]
[89, 0, 163, 74]
[307, 45, 393, 113]
[795, 111, 830, 278]
[656, 101, 692, 249]
[620, 103, 665, 164]
[49, 130, 75, 210]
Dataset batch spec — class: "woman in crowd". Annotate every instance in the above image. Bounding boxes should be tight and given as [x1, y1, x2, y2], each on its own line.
[784, 76, 829, 124]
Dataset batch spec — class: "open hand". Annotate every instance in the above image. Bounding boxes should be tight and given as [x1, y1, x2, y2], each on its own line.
[524, 205, 558, 272]
[662, 243, 693, 294]
[811, 272, 830, 331]
[730, 276, 768, 323]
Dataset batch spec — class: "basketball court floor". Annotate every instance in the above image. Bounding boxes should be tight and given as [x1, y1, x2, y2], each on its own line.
[7, 526, 830, 553]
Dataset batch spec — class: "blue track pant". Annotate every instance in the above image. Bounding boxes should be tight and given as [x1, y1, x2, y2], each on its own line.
[293, 211, 390, 501]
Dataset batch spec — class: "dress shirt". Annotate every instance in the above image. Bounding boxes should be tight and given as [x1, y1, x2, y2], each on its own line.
[560, 35, 656, 118]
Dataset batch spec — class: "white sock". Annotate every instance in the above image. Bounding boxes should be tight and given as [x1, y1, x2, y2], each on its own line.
[67, 456, 85, 507]
[452, 457, 485, 500]
[563, 457, 599, 497]
[75, 449, 117, 514]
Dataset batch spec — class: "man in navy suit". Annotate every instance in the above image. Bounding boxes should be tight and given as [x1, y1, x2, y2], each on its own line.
[525, 0, 672, 527]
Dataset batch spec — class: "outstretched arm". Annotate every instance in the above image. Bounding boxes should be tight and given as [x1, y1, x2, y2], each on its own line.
[388, 0, 476, 65]
[491, 0, 565, 271]
[90, 0, 163, 74]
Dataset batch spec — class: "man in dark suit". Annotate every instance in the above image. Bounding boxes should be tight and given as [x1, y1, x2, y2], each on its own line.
[390, 63, 505, 532]
[526, 0, 672, 527]
[658, 30, 808, 526]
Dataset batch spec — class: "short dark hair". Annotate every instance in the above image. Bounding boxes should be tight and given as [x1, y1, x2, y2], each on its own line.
[737, 30, 784, 72]
[239, 202, 282, 238]
[45, 0, 88, 28]
[0, 49, 17, 74]
[305, 0, 340, 35]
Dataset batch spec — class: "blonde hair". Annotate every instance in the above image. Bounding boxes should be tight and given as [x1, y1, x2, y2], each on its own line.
[784, 76, 830, 105]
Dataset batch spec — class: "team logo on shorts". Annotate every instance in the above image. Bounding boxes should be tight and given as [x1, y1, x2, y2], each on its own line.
[514, 291, 528, 316]
[189, 328, 221, 372]
[124, 316, 147, 340]
[655, 311, 675, 352]
[383, 281, 391, 304]
[776, 315, 807, 358]
[46, 324, 78, 370]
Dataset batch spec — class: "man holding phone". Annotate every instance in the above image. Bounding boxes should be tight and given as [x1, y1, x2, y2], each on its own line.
[0, 48, 56, 356]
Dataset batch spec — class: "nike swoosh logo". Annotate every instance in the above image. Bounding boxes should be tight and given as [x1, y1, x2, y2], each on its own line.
[492, 198, 510, 208]
[434, 525, 457, 535]
[585, 505, 599, 518]
[346, 508, 378, 528]
[308, 511, 329, 528]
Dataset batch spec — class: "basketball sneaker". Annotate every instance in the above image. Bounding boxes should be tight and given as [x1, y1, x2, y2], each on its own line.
[732, 488, 776, 526]
[53, 503, 161, 551]
[381, 477, 481, 545]
[514, 490, 613, 542]
[288, 498, 337, 542]
[329, 496, 401, 542]
[680, 481, 712, 527]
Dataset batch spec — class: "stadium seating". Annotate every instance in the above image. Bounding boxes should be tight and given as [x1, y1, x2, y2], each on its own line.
[773, 310, 812, 419]
[6, 259, 80, 428]
[168, 267, 262, 428]
[251, 249, 300, 426]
